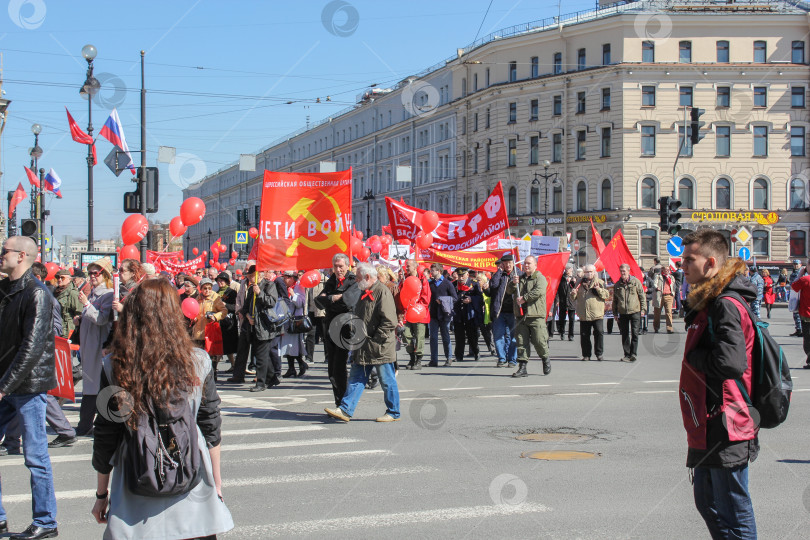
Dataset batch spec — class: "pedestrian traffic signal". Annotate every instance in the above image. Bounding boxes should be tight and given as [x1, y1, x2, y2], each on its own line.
[690, 107, 706, 145]
[122, 167, 159, 214]
[667, 198, 683, 235]
[658, 196, 670, 231]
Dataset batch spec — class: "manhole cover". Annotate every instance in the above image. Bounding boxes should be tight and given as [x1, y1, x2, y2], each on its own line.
[521, 451, 600, 461]
[516, 433, 592, 443]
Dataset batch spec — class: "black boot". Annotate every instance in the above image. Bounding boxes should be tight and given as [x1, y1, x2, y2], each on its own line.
[542, 357, 551, 375]
[296, 357, 308, 378]
[282, 358, 297, 378]
[412, 355, 422, 370]
[511, 361, 528, 378]
[406, 353, 415, 370]
[211, 360, 218, 382]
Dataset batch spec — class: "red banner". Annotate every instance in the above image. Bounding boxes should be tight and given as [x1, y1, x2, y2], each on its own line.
[257, 169, 353, 271]
[599, 230, 645, 286]
[386, 182, 509, 251]
[537, 252, 571, 318]
[159, 256, 204, 275]
[417, 247, 519, 272]
[49, 337, 75, 402]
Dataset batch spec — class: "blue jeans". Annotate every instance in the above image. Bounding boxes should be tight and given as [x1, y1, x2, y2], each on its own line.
[429, 319, 452, 364]
[0, 394, 58, 528]
[492, 312, 517, 365]
[339, 363, 400, 419]
[693, 465, 757, 540]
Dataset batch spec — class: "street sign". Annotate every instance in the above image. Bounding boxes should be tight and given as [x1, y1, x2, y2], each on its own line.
[573, 240, 581, 251]
[666, 236, 684, 257]
[738, 246, 751, 261]
[736, 226, 751, 244]
[235, 231, 248, 244]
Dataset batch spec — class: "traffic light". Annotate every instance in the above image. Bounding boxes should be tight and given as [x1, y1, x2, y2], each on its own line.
[658, 196, 670, 231]
[667, 198, 683, 236]
[690, 107, 706, 145]
[122, 167, 159, 213]
[20, 219, 37, 238]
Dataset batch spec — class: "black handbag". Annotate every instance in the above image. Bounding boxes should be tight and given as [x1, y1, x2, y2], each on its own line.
[287, 315, 313, 334]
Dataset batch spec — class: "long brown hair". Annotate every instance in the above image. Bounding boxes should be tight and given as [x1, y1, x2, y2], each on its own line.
[111, 278, 198, 428]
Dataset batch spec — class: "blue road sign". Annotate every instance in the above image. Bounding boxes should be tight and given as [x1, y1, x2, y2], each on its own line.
[235, 231, 248, 244]
[738, 247, 751, 261]
[666, 236, 684, 257]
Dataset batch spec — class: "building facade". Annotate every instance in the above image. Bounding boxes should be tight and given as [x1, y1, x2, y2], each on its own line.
[185, 0, 810, 269]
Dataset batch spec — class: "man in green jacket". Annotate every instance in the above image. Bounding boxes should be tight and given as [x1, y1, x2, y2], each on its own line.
[612, 264, 647, 362]
[54, 269, 82, 338]
[506, 256, 550, 378]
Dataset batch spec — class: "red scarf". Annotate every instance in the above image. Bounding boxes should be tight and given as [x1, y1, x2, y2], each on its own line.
[338, 277, 345, 287]
[361, 289, 374, 301]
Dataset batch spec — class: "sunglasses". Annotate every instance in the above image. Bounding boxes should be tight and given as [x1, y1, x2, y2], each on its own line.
[0, 248, 23, 257]
[88, 270, 102, 277]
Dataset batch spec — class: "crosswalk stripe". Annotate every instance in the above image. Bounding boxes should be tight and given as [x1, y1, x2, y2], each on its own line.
[223, 426, 325, 436]
[634, 390, 676, 394]
[644, 380, 678, 383]
[478, 394, 520, 399]
[225, 449, 393, 465]
[578, 382, 619, 386]
[555, 392, 599, 396]
[439, 387, 483, 391]
[510, 384, 550, 388]
[231, 502, 551, 537]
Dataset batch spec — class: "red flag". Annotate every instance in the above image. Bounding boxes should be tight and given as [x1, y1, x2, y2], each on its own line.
[8, 182, 26, 217]
[536, 252, 571, 318]
[589, 218, 606, 254]
[24, 166, 39, 189]
[598, 230, 644, 285]
[65, 107, 93, 144]
[91, 143, 97, 167]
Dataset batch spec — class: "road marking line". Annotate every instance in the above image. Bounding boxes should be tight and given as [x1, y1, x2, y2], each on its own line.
[634, 391, 676, 394]
[478, 394, 520, 399]
[511, 384, 551, 388]
[792, 388, 810, 392]
[315, 400, 337, 404]
[223, 426, 325, 436]
[231, 502, 551, 537]
[225, 449, 393, 465]
[439, 387, 483, 391]
[555, 393, 599, 396]
[578, 382, 619, 386]
[643, 380, 678, 383]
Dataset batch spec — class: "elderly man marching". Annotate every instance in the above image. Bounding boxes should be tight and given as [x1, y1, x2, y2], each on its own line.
[505, 256, 550, 378]
[325, 263, 400, 422]
[571, 264, 610, 362]
[612, 263, 647, 362]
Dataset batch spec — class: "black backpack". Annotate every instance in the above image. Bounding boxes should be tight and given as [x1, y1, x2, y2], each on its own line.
[716, 292, 793, 429]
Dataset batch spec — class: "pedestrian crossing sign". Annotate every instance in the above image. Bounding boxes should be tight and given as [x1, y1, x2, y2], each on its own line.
[235, 231, 248, 244]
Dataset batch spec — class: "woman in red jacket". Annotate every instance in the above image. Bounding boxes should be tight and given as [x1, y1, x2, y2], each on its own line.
[761, 269, 775, 319]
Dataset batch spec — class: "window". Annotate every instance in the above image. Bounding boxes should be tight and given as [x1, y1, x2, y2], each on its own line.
[552, 183, 562, 212]
[552, 133, 562, 162]
[576, 131, 586, 160]
[792, 87, 805, 108]
[642, 85, 656, 107]
[576, 91, 586, 113]
[486, 68, 490, 87]
[508, 139, 517, 167]
[576, 181, 587, 211]
[486, 142, 491, 170]
[461, 77, 467, 97]
[461, 116, 466, 135]
[791, 126, 806, 156]
[474, 113, 478, 132]
[553, 95, 562, 116]
[679, 126, 693, 157]
[753, 126, 768, 157]
[577, 48, 586, 69]
[641, 126, 656, 156]
[679, 41, 692, 63]
[486, 108, 490, 129]
[601, 127, 611, 157]
[716, 126, 731, 157]
[680, 86, 693, 107]
[791, 231, 807, 257]
[642, 40, 654, 62]
[790, 178, 807, 209]
[531, 56, 539, 78]
[641, 177, 656, 208]
[715, 178, 732, 209]
[678, 178, 694, 209]
[753, 178, 769, 209]
[602, 88, 611, 110]
[601, 179, 612, 210]
[641, 229, 658, 255]
[716, 40, 729, 63]
[716, 86, 730, 107]
[553, 52, 562, 74]
[529, 136, 539, 165]
[601, 228, 612, 246]
[530, 186, 540, 214]
[602, 44, 611, 65]
[473, 73, 478, 92]
[530, 99, 539, 121]
[753, 86, 767, 108]
[508, 102, 517, 123]
[754, 40, 766, 63]
[509, 186, 517, 215]
[461, 150, 467, 176]
[509, 61, 517, 82]
[473, 147, 479, 174]
[793, 41, 805, 64]
[752, 230, 769, 257]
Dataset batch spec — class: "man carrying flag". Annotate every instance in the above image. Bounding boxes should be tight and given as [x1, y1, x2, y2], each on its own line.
[99, 108, 135, 174]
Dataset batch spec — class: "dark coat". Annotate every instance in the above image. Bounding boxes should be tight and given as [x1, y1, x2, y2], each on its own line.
[429, 277, 458, 322]
[455, 279, 484, 325]
[218, 287, 239, 355]
[0, 269, 57, 395]
[314, 272, 357, 323]
[486, 268, 522, 319]
[556, 275, 577, 311]
[239, 278, 280, 341]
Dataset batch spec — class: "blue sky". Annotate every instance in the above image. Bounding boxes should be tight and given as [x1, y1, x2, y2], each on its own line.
[1, 0, 597, 244]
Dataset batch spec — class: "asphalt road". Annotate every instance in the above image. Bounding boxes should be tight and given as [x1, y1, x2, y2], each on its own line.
[1, 306, 808, 539]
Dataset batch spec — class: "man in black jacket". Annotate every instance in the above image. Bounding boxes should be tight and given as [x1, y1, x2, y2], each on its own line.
[484, 255, 521, 367]
[0, 236, 59, 539]
[556, 265, 577, 341]
[315, 253, 357, 407]
[428, 263, 458, 367]
[239, 264, 281, 392]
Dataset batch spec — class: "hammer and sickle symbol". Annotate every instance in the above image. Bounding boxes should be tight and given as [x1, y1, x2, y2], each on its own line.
[285, 191, 347, 256]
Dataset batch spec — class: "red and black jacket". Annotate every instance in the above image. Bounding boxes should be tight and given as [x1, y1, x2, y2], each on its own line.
[680, 274, 760, 468]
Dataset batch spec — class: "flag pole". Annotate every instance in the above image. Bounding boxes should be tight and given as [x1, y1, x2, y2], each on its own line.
[505, 221, 523, 317]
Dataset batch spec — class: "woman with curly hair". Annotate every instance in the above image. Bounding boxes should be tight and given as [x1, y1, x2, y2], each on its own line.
[91, 279, 233, 540]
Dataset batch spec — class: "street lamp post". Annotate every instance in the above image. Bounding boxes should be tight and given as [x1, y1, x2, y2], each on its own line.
[362, 190, 375, 239]
[185, 233, 191, 260]
[532, 160, 558, 237]
[79, 44, 100, 251]
[207, 228, 213, 266]
[29, 124, 42, 222]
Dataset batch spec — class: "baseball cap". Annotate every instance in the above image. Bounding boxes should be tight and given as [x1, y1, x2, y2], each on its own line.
[794, 260, 802, 265]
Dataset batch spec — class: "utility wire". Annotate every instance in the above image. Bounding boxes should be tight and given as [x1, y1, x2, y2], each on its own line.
[472, 0, 496, 44]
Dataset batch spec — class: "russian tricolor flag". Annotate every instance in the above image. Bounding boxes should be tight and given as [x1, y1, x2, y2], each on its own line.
[43, 168, 63, 199]
[99, 108, 136, 174]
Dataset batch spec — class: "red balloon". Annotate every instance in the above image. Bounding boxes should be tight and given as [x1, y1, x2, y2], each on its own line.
[532, 229, 543, 236]
[120, 245, 139, 260]
[248, 227, 259, 239]
[358, 247, 370, 262]
[405, 303, 427, 323]
[300, 269, 322, 288]
[121, 214, 149, 246]
[416, 233, 433, 250]
[202, 251, 208, 258]
[368, 240, 382, 253]
[231, 251, 238, 259]
[235, 270, 243, 276]
[192, 247, 199, 256]
[350, 237, 363, 255]
[399, 238, 411, 246]
[399, 276, 421, 306]
[355, 230, 363, 241]
[180, 197, 206, 226]
[229, 258, 236, 266]
[380, 235, 392, 247]
[181, 297, 200, 319]
[169, 216, 187, 238]
[422, 211, 439, 233]
[44, 262, 59, 281]
[210, 244, 219, 254]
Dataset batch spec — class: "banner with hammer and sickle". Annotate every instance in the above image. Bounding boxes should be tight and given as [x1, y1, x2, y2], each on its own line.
[257, 169, 353, 271]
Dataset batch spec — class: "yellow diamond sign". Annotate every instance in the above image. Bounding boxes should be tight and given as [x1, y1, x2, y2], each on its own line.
[736, 226, 751, 244]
